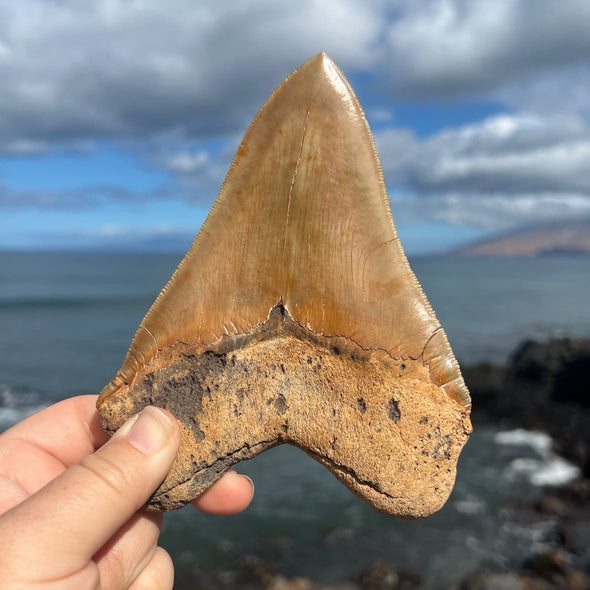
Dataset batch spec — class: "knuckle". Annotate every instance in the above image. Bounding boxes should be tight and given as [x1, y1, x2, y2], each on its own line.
[96, 543, 129, 588]
[130, 547, 174, 590]
[78, 449, 135, 500]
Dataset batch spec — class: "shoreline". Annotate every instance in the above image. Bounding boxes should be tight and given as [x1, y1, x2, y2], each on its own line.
[2, 337, 590, 589]
[172, 337, 590, 590]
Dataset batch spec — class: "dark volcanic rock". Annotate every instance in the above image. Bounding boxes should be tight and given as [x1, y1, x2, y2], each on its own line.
[521, 551, 590, 590]
[453, 571, 525, 590]
[534, 494, 570, 517]
[457, 338, 590, 590]
[464, 338, 590, 477]
[238, 555, 361, 590]
[451, 558, 590, 590]
[507, 340, 590, 475]
[461, 363, 509, 421]
[524, 551, 569, 583]
[509, 338, 590, 407]
[357, 562, 398, 590]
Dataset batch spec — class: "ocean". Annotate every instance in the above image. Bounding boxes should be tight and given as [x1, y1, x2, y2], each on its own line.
[1, 251, 589, 588]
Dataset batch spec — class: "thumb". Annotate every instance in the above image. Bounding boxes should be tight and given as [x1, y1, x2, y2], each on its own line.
[0, 406, 180, 583]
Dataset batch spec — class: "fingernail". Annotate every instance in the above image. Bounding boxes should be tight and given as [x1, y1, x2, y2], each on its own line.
[120, 406, 174, 455]
[240, 474, 255, 497]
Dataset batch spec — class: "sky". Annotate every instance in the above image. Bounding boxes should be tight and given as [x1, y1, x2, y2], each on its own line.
[0, 0, 589, 254]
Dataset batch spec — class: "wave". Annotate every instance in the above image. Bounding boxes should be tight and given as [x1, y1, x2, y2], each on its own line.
[494, 428, 580, 487]
[507, 456, 581, 487]
[494, 428, 553, 455]
[0, 384, 49, 432]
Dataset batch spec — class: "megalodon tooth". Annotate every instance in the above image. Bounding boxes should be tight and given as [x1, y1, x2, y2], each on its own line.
[97, 53, 472, 518]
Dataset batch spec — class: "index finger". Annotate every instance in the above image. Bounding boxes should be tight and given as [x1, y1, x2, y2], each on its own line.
[0, 395, 109, 467]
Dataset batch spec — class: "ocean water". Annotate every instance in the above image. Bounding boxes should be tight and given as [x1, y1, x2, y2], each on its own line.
[1, 251, 589, 587]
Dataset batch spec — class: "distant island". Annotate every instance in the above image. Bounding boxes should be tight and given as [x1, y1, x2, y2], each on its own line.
[455, 220, 590, 257]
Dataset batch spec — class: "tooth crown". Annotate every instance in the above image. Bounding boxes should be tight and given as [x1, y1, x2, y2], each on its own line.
[98, 54, 471, 517]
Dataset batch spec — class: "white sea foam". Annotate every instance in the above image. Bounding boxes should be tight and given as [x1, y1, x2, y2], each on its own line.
[529, 458, 581, 486]
[0, 384, 48, 432]
[454, 499, 486, 514]
[495, 428, 580, 487]
[494, 429, 552, 455]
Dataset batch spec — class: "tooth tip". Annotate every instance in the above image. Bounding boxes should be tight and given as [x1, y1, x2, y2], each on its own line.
[284, 52, 346, 95]
[306, 51, 335, 68]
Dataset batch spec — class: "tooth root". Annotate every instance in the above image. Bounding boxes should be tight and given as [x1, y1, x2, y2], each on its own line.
[97, 53, 471, 518]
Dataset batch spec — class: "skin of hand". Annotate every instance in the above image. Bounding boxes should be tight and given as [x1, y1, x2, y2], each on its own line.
[0, 395, 255, 590]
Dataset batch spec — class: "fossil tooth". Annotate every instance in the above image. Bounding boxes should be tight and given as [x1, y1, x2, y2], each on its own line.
[97, 53, 471, 518]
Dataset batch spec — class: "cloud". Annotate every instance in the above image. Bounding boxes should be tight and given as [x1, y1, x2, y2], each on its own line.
[5, 109, 589, 231]
[498, 62, 590, 123]
[2, 0, 589, 237]
[404, 115, 590, 194]
[0, 0, 380, 148]
[163, 152, 210, 175]
[38, 224, 197, 252]
[152, 137, 240, 191]
[407, 192, 590, 229]
[1, 0, 588, 151]
[0, 184, 91, 210]
[380, 0, 590, 99]
[1, 139, 50, 156]
[0, 183, 167, 210]
[376, 113, 590, 227]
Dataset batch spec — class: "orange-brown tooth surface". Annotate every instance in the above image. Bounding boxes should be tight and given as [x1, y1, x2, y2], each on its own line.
[97, 53, 471, 518]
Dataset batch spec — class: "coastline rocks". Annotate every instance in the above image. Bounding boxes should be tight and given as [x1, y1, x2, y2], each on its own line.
[524, 551, 570, 584]
[522, 551, 590, 590]
[451, 572, 525, 590]
[534, 493, 570, 517]
[464, 337, 590, 415]
[446, 553, 590, 590]
[464, 337, 590, 476]
[355, 563, 420, 590]
[199, 557, 422, 590]
[357, 562, 398, 590]
[534, 479, 590, 518]
[239, 555, 360, 590]
[174, 337, 589, 590]
[509, 338, 590, 407]
[458, 338, 590, 590]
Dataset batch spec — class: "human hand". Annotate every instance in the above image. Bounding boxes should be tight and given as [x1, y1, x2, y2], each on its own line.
[0, 395, 254, 589]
